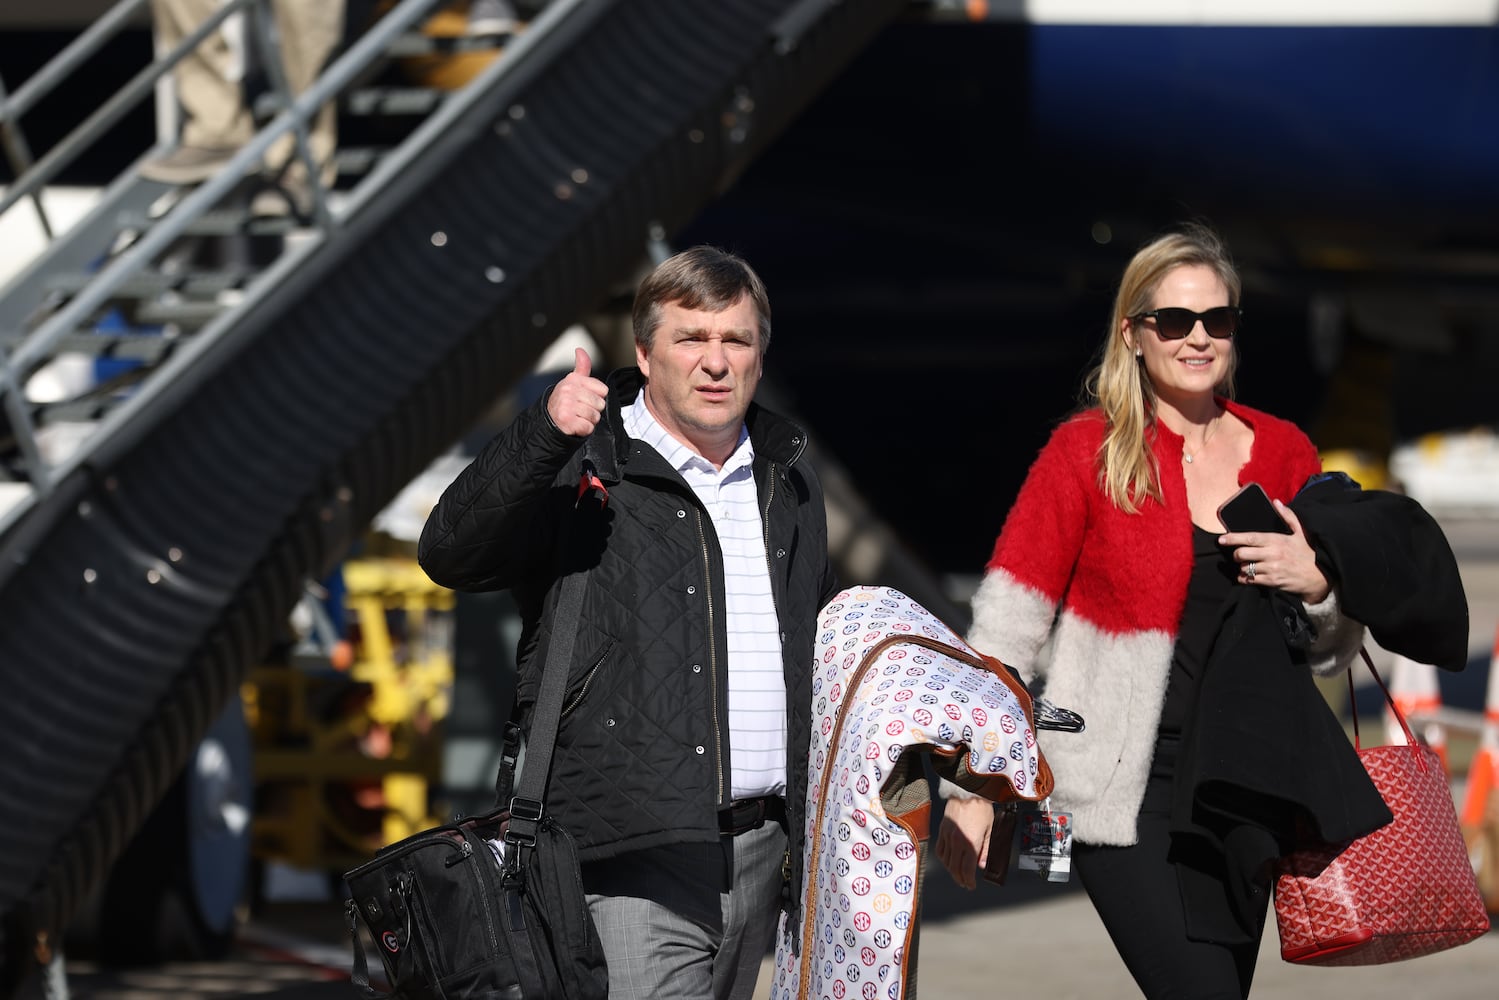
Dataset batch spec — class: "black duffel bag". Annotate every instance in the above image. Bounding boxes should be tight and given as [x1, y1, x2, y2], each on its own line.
[343, 791, 606, 1000]
[343, 543, 607, 999]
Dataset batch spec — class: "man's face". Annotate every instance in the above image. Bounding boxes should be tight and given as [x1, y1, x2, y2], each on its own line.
[636, 295, 764, 465]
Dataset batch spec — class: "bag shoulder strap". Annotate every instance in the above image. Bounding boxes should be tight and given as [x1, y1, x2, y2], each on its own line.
[505, 461, 604, 845]
[1347, 647, 1427, 768]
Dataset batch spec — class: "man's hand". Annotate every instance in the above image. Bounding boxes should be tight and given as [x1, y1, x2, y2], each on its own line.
[934, 796, 995, 890]
[547, 348, 609, 437]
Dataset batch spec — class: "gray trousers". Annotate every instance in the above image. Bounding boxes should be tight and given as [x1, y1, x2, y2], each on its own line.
[587, 819, 787, 1000]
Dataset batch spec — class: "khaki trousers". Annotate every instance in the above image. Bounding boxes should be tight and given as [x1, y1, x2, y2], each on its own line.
[152, 0, 342, 179]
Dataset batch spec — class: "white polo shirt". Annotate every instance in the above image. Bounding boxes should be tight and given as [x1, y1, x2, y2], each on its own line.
[623, 392, 787, 801]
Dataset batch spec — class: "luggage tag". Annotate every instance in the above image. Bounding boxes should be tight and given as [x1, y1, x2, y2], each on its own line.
[1016, 797, 1073, 883]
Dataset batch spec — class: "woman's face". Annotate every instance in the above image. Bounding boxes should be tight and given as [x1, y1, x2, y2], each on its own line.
[1122, 264, 1234, 406]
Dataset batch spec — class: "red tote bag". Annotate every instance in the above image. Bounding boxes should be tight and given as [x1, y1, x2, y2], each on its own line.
[1274, 649, 1491, 966]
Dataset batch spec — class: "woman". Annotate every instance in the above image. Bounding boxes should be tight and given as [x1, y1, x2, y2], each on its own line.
[935, 224, 1363, 998]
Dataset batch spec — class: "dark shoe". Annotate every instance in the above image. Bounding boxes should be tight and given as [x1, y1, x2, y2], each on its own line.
[465, 0, 518, 36]
[138, 145, 239, 184]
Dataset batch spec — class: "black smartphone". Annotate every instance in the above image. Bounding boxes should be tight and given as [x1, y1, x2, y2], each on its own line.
[1217, 482, 1292, 534]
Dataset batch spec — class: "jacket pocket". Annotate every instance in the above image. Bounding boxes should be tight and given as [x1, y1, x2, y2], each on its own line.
[561, 640, 616, 721]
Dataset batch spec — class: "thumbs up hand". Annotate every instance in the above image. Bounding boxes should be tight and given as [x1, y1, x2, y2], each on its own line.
[547, 348, 609, 437]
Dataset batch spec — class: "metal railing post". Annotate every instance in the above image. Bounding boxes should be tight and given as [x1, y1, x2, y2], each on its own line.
[0, 73, 52, 240]
[0, 0, 255, 221]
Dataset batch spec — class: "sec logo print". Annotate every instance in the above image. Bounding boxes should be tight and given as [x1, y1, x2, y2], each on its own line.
[780, 588, 1051, 1000]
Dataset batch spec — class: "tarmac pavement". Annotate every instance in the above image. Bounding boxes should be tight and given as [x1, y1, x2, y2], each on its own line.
[758, 878, 1499, 999]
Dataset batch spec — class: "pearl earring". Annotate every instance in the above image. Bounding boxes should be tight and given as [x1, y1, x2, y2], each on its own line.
[1135, 348, 1142, 358]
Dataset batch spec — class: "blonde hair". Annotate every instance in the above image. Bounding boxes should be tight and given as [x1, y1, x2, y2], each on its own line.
[1082, 223, 1241, 512]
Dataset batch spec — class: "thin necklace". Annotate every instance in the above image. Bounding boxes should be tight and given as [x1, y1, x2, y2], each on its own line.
[1182, 414, 1220, 465]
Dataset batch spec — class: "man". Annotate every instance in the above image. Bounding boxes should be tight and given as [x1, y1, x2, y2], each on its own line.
[418, 246, 836, 999]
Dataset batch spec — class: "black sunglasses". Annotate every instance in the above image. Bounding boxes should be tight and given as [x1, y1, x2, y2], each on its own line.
[1133, 306, 1242, 340]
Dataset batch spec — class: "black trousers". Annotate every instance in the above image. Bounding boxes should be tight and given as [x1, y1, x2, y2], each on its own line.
[1073, 734, 1268, 1000]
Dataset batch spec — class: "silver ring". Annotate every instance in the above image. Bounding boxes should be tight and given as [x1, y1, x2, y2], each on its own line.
[1246, 561, 1257, 580]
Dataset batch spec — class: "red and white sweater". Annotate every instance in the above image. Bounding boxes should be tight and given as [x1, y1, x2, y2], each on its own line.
[966, 400, 1364, 846]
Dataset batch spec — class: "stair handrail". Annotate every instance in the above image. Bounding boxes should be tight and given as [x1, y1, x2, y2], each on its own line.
[0, 0, 450, 499]
[0, 0, 151, 242]
[0, 0, 257, 223]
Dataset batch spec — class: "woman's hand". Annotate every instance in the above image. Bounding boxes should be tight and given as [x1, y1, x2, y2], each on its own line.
[1219, 500, 1330, 604]
[934, 797, 995, 890]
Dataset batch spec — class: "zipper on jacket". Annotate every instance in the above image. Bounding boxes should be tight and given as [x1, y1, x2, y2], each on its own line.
[560, 640, 615, 720]
[694, 507, 725, 800]
[759, 463, 782, 627]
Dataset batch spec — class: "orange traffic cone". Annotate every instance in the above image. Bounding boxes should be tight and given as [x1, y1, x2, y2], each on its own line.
[1460, 637, 1499, 829]
[1385, 653, 1449, 774]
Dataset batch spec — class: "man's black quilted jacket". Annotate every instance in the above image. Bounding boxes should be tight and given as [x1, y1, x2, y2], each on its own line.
[418, 367, 836, 905]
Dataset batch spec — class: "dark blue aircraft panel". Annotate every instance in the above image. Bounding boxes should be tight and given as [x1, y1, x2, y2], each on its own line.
[1030, 26, 1499, 220]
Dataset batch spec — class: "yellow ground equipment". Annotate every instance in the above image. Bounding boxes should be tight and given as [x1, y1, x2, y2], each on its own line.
[247, 558, 455, 875]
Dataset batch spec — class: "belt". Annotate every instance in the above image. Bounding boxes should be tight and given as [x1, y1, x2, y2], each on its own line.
[718, 795, 785, 836]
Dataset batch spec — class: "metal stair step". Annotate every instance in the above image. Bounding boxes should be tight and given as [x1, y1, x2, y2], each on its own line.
[333, 147, 385, 176]
[385, 32, 513, 57]
[43, 270, 250, 300]
[115, 209, 302, 238]
[0, 332, 176, 361]
[134, 300, 231, 329]
[346, 87, 447, 116]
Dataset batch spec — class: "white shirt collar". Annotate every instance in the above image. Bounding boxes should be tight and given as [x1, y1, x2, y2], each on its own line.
[624, 389, 753, 476]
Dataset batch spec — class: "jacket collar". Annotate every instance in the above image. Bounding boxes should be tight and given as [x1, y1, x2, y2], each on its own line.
[584, 366, 807, 481]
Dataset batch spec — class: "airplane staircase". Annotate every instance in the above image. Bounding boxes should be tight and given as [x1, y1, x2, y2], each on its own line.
[0, 0, 909, 987]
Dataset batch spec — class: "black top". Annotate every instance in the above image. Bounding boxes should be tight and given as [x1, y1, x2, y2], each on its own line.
[1158, 526, 1238, 735]
[1170, 474, 1467, 944]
